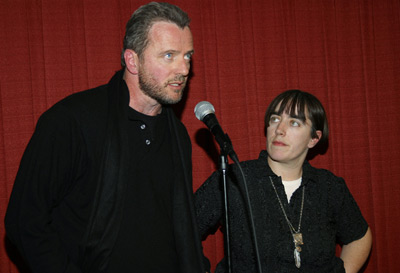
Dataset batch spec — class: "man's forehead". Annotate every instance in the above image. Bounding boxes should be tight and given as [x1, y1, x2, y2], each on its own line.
[148, 21, 192, 43]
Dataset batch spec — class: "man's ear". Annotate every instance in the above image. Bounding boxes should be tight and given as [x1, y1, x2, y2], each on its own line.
[308, 130, 322, 148]
[124, 49, 139, 75]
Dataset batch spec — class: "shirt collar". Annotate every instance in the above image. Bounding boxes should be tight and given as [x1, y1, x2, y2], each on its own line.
[258, 150, 318, 185]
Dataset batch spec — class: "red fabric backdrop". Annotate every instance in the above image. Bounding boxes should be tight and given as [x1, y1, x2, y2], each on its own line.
[1, 0, 399, 272]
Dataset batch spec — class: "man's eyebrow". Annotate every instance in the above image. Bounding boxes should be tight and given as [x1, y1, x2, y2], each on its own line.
[161, 49, 178, 54]
[160, 49, 194, 55]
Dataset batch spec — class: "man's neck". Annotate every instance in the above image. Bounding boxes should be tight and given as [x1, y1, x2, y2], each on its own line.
[124, 71, 162, 116]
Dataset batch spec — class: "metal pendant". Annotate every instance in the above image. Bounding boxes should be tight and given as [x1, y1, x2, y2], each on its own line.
[293, 232, 303, 246]
[293, 232, 303, 268]
[294, 247, 301, 268]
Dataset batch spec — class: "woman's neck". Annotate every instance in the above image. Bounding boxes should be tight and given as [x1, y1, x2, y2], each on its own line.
[268, 157, 303, 181]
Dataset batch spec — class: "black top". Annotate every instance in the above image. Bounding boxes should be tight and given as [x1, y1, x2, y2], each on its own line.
[107, 107, 178, 272]
[5, 71, 205, 273]
[195, 150, 368, 273]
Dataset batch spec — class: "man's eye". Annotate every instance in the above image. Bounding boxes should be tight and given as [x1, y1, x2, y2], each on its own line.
[165, 53, 173, 59]
[184, 53, 192, 61]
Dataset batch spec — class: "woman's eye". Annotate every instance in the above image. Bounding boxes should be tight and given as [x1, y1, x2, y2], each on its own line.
[291, 120, 300, 127]
[270, 116, 280, 123]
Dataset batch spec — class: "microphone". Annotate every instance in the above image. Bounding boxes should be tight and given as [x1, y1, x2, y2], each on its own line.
[195, 102, 262, 273]
[194, 101, 238, 161]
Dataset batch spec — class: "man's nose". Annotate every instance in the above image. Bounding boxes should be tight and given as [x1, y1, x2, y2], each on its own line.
[175, 57, 190, 76]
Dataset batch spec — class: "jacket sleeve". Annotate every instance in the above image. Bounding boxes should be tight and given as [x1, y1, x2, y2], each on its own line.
[4, 105, 85, 273]
[194, 170, 225, 238]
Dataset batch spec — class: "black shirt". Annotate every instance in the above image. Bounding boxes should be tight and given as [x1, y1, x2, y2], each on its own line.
[107, 107, 178, 272]
[195, 150, 369, 273]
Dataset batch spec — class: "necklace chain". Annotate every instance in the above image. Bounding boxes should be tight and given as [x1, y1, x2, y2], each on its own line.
[269, 176, 305, 268]
[269, 176, 305, 234]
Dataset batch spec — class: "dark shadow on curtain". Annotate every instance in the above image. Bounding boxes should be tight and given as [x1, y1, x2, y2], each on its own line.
[194, 128, 220, 169]
[359, 256, 370, 273]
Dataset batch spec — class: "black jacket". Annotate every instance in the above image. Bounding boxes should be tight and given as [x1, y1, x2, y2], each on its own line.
[5, 70, 205, 273]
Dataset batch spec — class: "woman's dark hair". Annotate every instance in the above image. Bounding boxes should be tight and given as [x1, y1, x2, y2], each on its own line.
[121, 2, 191, 66]
[264, 89, 329, 145]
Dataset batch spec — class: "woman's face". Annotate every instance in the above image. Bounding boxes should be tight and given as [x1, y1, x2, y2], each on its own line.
[266, 107, 321, 167]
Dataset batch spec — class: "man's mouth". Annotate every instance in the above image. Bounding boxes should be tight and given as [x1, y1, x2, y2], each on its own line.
[169, 82, 182, 87]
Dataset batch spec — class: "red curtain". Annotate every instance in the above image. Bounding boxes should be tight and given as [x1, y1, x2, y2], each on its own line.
[1, 0, 399, 272]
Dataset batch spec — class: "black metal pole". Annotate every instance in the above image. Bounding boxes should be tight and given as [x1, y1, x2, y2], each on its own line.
[220, 153, 232, 273]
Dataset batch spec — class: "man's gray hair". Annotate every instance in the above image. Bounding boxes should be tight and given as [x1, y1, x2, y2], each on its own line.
[121, 2, 191, 66]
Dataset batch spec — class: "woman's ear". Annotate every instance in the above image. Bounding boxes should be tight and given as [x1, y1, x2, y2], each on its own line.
[123, 49, 139, 75]
[308, 130, 322, 148]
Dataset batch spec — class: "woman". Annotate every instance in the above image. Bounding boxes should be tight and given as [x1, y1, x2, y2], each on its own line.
[195, 90, 372, 273]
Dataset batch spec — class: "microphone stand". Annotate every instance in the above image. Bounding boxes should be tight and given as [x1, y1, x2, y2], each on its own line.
[218, 134, 263, 273]
[218, 133, 238, 273]
[220, 151, 232, 273]
[195, 102, 262, 272]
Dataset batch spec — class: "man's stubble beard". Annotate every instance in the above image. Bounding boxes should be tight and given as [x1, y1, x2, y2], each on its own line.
[138, 68, 187, 105]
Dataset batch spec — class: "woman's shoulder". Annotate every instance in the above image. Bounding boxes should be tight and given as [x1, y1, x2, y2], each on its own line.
[304, 161, 343, 181]
[303, 162, 350, 195]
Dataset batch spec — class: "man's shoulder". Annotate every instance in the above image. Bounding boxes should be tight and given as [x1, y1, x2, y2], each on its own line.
[56, 84, 108, 112]
[33, 84, 109, 136]
[43, 84, 108, 119]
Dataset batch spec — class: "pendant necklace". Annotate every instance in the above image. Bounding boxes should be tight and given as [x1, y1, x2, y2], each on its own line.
[269, 176, 305, 268]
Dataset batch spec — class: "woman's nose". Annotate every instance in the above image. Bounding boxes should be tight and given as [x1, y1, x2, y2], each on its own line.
[275, 122, 286, 135]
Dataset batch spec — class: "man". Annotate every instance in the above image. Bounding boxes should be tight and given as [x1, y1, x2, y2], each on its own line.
[5, 2, 205, 273]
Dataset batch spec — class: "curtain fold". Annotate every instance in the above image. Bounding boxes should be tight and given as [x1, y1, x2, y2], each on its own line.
[1, 0, 399, 272]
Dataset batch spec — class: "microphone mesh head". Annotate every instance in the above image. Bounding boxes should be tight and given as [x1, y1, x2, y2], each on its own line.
[194, 101, 215, 121]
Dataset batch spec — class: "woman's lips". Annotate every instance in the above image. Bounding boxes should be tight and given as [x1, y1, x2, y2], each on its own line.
[272, 141, 286, 146]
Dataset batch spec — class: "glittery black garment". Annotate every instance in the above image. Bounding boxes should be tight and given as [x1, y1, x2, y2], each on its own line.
[195, 150, 368, 273]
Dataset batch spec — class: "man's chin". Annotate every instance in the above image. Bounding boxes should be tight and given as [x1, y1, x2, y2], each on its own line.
[158, 93, 184, 105]
[169, 90, 185, 103]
